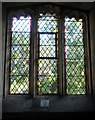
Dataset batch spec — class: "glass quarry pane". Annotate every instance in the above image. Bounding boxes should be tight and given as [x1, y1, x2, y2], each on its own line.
[12, 16, 31, 32]
[39, 46, 56, 57]
[66, 77, 85, 94]
[66, 60, 85, 77]
[39, 34, 55, 46]
[10, 75, 29, 94]
[12, 32, 30, 45]
[65, 46, 84, 60]
[38, 59, 57, 75]
[39, 34, 56, 57]
[37, 75, 58, 94]
[65, 34, 83, 45]
[38, 14, 58, 32]
[11, 46, 30, 59]
[37, 59, 58, 94]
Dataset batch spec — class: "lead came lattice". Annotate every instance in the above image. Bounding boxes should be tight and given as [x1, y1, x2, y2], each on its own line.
[64, 17, 86, 94]
[10, 16, 31, 94]
[37, 13, 58, 94]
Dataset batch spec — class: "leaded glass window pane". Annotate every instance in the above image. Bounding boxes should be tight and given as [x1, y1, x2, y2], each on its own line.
[37, 59, 58, 94]
[38, 13, 57, 32]
[64, 17, 86, 94]
[37, 13, 58, 95]
[39, 34, 56, 57]
[9, 16, 31, 94]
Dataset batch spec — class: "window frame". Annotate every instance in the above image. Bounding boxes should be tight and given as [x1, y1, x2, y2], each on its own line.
[3, 4, 91, 97]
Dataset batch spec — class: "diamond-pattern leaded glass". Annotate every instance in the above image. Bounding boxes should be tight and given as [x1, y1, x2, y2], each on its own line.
[37, 59, 58, 94]
[64, 17, 86, 94]
[9, 16, 31, 94]
[38, 13, 58, 32]
[39, 34, 56, 57]
[37, 13, 58, 95]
